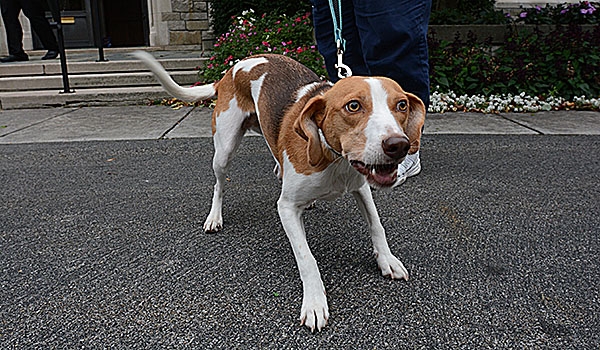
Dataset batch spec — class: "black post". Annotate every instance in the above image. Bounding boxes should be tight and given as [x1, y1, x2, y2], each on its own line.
[90, 0, 108, 62]
[46, 0, 73, 93]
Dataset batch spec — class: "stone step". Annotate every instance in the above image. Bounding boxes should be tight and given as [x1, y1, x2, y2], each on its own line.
[0, 48, 210, 109]
[0, 57, 205, 78]
[0, 86, 176, 109]
[0, 70, 201, 92]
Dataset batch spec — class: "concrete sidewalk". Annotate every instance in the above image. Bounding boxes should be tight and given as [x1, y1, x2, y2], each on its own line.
[0, 105, 598, 144]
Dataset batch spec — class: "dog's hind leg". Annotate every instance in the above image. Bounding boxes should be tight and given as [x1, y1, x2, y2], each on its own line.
[352, 183, 409, 280]
[203, 98, 249, 233]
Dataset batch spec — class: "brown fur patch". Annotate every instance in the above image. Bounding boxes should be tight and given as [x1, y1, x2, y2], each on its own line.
[405, 92, 426, 154]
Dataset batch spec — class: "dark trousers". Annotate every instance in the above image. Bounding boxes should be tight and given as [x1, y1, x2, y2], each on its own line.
[0, 0, 58, 55]
[312, 0, 431, 108]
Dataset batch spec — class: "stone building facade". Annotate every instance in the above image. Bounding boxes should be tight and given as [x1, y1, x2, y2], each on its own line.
[1, 0, 216, 55]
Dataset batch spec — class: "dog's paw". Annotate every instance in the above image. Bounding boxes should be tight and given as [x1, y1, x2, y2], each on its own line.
[376, 253, 409, 281]
[300, 293, 329, 332]
[203, 216, 222, 233]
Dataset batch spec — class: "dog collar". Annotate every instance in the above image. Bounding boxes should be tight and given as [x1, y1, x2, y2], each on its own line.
[319, 129, 343, 158]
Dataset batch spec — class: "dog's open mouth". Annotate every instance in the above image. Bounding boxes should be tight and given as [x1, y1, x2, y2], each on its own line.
[350, 161, 398, 187]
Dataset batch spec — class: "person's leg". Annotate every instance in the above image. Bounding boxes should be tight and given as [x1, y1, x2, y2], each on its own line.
[311, 0, 369, 82]
[353, 0, 431, 108]
[352, 0, 431, 187]
[21, 0, 58, 51]
[0, 0, 28, 57]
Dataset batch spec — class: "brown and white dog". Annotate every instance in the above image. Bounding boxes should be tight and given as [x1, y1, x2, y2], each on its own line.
[134, 52, 426, 332]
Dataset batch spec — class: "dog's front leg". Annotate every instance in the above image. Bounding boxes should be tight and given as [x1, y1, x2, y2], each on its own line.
[278, 197, 329, 332]
[352, 183, 409, 280]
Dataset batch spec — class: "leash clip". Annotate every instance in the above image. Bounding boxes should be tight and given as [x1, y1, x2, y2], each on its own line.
[335, 40, 352, 79]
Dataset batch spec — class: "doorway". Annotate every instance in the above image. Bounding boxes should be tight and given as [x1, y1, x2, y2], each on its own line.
[102, 0, 149, 47]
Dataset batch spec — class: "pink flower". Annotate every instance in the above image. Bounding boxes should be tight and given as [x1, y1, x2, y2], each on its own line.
[581, 5, 596, 14]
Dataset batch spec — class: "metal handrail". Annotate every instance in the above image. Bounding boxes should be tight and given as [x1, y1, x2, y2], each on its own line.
[46, 0, 72, 93]
[90, 0, 107, 62]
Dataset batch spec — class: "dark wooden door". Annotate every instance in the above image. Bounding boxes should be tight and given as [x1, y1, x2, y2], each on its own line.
[102, 0, 148, 47]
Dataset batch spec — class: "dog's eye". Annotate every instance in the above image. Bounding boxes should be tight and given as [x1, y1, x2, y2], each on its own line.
[397, 100, 408, 112]
[346, 100, 361, 113]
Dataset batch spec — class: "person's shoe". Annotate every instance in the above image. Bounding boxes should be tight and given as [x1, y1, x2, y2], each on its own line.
[41, 50, 59, 60]
[393, 151, 421, 188]
[0, 54, 29, 63]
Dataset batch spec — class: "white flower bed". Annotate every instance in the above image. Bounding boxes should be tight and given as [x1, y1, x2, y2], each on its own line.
[429, 90, 600, 114]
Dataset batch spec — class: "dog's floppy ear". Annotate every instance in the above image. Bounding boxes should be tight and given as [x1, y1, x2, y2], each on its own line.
[294, 95, 326, 166]
[405, 93, 426, 154]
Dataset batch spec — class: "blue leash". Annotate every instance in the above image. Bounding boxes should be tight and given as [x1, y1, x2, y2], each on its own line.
[328, 0, 344, 48]
[328, 0, 352, 78]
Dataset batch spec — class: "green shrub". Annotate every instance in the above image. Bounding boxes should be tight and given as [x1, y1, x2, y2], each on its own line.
[209, 0, 311, 35]
[201, 10, 326, 83]
[431, 1, 599, 25]
[203, 8, 598, 104]
[428, 24, 600, 100]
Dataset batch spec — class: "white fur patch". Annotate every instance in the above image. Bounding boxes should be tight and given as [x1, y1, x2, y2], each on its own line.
[295, 82, 331, 102]
[281, 151, 365, 205]
[233, 57, 268, 79]
[251, 73, 268, 119]
[251, 72, 281, 173]
[365, 79, 404, 147]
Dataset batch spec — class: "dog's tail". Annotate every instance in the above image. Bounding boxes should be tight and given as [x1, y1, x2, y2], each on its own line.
[133, 50, 216, 102]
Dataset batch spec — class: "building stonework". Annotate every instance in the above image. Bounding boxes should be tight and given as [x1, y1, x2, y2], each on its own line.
[160, 0, 214, 51]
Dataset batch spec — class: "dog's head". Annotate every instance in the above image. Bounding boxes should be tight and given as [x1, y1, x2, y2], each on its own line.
[294, 76, 426, 188]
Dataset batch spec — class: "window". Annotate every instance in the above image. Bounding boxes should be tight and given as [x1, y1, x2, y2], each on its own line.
[60, 0, 84, 11]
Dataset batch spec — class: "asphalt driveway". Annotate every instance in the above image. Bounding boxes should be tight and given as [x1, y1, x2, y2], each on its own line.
[1, 135, 599, 348]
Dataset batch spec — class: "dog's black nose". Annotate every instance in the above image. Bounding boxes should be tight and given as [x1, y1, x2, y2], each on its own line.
[382, 136, 410, 160]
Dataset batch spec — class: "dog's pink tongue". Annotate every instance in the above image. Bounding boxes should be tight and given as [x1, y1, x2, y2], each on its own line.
[352, 161, 398, 187]
[370, 171, 397, 186]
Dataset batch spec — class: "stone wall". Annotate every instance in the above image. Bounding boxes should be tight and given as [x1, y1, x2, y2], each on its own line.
[161, 0, 214, 51]
[496, 0, 579, 12]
